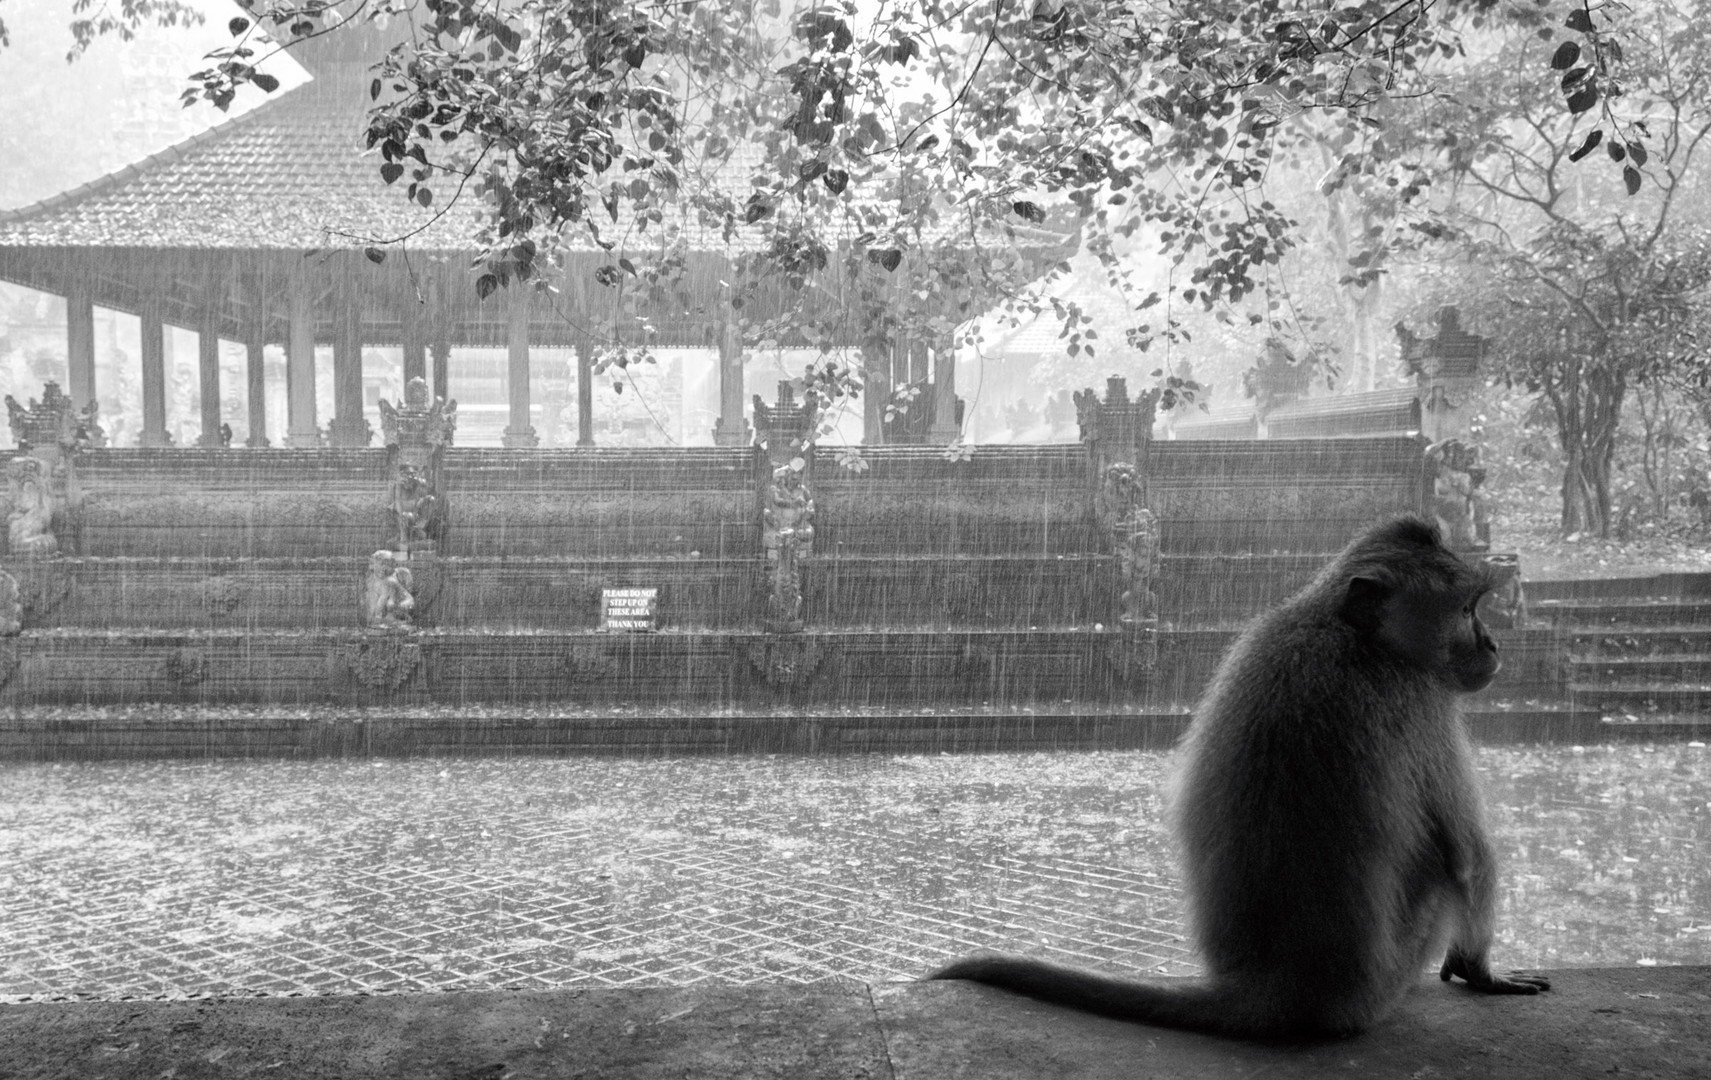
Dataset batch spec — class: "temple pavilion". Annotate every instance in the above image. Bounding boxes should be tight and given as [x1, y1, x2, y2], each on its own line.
[0, 18, 1071, 451]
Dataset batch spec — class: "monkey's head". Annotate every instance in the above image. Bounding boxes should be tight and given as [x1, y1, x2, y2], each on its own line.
[1332, 516, 1500, 693]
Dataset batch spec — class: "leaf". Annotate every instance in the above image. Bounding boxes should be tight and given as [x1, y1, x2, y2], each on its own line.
[1550, 41, 1581, 70]
[1568, 129, 1603, 162]
[1565, 9, 1594, 33]
[623, 41, 647, 68]
[1566, 82, 1598, 114]
[619, 257, 637, 276]
[1623, 165, 1641, 196]
[1561, 66, 1590, 91]
[371, 78, 382, 101]
[1627, 141, 1648, 168]
[228, 16, 250, 36]
[823, 168, 849, 194]
[475, 274, 499, 300]
[365, 247, 386, 264]
[416, 187, 433, 207]
[380, 162, 404, 185]
[1607, 140, 1626, 162]
[253, 73, 279, 93]
[867, 248, 903, 272]
[1011, 200, 1047, 224]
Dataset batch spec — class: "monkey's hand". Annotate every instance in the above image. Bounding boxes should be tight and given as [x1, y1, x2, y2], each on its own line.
[1439, 949, 1551, 994]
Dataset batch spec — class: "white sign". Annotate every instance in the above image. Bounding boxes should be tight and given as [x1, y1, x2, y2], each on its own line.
[600, 587, 659, 632]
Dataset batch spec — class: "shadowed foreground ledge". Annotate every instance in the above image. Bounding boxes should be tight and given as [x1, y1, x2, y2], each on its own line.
[0, 967, 1705, 1079]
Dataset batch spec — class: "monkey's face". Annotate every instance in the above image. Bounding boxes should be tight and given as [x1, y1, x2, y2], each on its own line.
[1374, 584, 1500, 693]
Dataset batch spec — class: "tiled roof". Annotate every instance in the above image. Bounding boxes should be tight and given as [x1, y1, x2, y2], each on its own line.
[0, 73, 485, 250]
[0, 63, 1074, 273]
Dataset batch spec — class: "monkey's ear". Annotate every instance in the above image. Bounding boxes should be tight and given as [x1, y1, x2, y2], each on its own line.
[1340, 576, 1390, 631]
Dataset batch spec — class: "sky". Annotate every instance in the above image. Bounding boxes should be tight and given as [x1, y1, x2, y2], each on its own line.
[0, 0, 310, 210]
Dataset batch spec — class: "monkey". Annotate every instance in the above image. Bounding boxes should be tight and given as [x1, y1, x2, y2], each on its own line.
[926, 516, 1549, 1038]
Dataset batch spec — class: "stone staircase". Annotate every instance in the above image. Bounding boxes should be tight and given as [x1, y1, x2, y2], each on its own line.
[1529, 575, 1711, 739]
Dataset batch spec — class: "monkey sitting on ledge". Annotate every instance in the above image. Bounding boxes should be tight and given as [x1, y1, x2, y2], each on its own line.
[927, 516, 1550, 1038]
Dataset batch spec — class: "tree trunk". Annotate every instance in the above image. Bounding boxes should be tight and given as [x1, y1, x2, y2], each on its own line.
[1554, 351, 1625, 538]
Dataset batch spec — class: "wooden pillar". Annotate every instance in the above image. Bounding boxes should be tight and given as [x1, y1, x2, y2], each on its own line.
[197, 267, 224, 447]
[65, 278, 96, 411]
[244, 273, 269, 447]
[576, 345, 594, 447]
[431, 340, 451, 404]
[139, 301, 169, 448]
[429, 271, 452, 400]
[502, 286, 539, 447]
[328, 259, 369, 447]
[929, 338, 959, 444]
[401, 298, 428, 388]
[286, 260, 320, 448]
[712, 317, 748, 446]
[860, 335, 891, 445]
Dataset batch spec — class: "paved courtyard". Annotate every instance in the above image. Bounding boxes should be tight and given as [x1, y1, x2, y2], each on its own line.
[1, 745, 1708, 1002]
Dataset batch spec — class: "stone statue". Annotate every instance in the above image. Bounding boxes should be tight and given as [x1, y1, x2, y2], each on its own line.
[379, 377, 456, 552]
[365, 549, 415, 629]
[766, 529, 805, 632]
[1098, 462, 1159, 625]
[5, 382, 96, 555]
[762, 464, 815, 560]
[1480, 553, 1526, 629]
[0, 567, 20, 635]
[1426, 439, 1489, 552]
[389, 462, 444, 552]
[6, 457, 58, 557]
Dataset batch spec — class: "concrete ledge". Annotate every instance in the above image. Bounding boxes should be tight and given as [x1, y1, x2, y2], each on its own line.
[1, 967, 1705, 1079]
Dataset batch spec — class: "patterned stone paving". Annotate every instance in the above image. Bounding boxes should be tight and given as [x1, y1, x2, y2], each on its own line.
[0, 753, 1193, 1001]
[4, 745, 1708, 1002]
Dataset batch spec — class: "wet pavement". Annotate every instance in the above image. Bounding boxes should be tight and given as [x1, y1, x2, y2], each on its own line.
[1, 746, 1708, 1003]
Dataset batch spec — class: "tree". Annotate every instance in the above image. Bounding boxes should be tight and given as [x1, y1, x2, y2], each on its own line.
[1409, 0, 1711, 537]
[15, 0, 1651, 422]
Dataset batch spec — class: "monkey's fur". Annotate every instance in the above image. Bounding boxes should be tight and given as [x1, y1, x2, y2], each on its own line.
[927, 516, 1549, 1037]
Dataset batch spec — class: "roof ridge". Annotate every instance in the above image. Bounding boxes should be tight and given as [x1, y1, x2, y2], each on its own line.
[0, 85, 303, 226]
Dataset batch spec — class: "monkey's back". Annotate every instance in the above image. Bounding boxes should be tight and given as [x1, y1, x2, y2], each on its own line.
[1171, 599, 1465, 1010]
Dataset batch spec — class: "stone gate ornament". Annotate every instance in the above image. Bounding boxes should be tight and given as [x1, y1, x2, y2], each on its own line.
[5, 382, 99, 556]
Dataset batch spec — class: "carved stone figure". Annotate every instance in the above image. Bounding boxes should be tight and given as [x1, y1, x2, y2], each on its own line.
[1116, 507, 1161, 627]
[5, 382, 97, 555]
[1096, 462, 1160, 626]
[766, 529, 806, 633]
[365, 549, 416, 629]
[379, 377, 456, 552]
[390, 463, 444, 552]
[6, 458, 57, 557]
[763, 464, 815, 560]
[0, 568, 21, 635]
[1426, 439, 1490, 552]
[1479, 553, 1526, 629]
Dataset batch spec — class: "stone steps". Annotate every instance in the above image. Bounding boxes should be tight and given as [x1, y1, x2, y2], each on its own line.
[1533, 597, 1711, 627]
[0, 699, 1606, 760]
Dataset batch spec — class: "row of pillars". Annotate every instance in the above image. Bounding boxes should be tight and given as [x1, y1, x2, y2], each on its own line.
[46, 261, 961, 451]
[54, 264, 564, 451]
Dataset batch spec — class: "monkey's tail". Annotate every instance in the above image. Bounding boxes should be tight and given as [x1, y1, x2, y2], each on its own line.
[924, 953, 1247, 1035]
